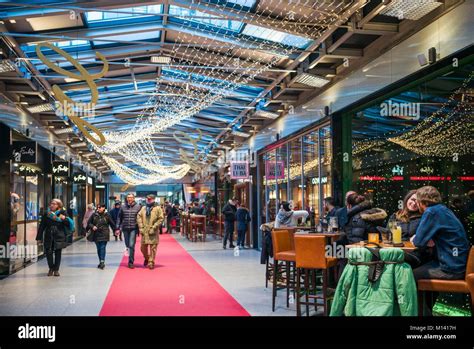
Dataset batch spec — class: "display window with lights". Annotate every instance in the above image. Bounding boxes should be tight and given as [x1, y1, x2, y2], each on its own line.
[257, 122, 333, 231]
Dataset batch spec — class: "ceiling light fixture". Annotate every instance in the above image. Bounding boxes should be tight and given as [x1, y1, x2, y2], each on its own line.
[231, 130, 251, 138]
[27, 103, 54, 113]
[0, 59, 17, 73]
[151, 55, 172, 64]
[254, 110, 279, 119]
[294, 73, 330, 88]
[380, 0, 442, 20]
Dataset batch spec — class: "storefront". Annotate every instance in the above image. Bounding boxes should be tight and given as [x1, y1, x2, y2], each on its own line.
[257, 123, 333, 242]
[336, 49, 474, 243]
[0, 123, 97, 275]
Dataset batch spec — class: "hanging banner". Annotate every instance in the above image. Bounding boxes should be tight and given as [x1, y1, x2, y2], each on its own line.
[52, 161, 70, 177]
[230, 161, 249, 179]
[265, 161, 285, 180]
[18, 164, 40, 176]
[73, 173, 87, 184]
[11, 141, 37, 164]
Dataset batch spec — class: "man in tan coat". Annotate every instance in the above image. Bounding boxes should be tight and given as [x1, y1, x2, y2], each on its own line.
[137, 194, 164, 269]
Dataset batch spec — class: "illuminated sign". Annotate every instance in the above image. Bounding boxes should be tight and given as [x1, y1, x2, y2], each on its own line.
[52, 161, 69, 177]
[73, 173, 86, 184]
[265, 161, 285, 180]
[11, 141, 37, 164]
[311, 177, 328, 185]
[230, 161, 249, 179]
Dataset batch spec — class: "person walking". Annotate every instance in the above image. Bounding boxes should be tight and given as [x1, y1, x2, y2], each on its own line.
[137, 194, 164, 269]
[164, 200, 173, 234]
[81, 203, 94, 236]
[36, 199, 74, 277]
[222, 197, 237, 249]
[87, 204, 116, 269]
[109, 200, 123, 241]
[235, 203, 251, 248]
[117, 193, 142, 269]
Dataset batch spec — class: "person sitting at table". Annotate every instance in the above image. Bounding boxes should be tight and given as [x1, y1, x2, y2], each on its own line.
[411, 186, 470, 282]
[274, 201, 309, 228]
[338, 194, 387, 245]
[323, 196, 339, 223]
[389, 190, 422, 240]
[335, 191, 357, 230]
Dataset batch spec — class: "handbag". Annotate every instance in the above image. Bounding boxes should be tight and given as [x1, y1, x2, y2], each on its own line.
[86, 229, 95, 242]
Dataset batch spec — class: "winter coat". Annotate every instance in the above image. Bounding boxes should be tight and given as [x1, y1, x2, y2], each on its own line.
[335, 206, 349, 229]
[259, 222, 274, 264]
[82, 209, 94, 229]
[37, 209, 71, 250]
[341, 201, 387, 244]
[222, 202, 237, 222]
[389, 212, 421, 241]
[118, 201, 142, 231]
[413, 204, 470, 274]
[87, 211, 116, 242]
[137, 204, 164, 245]
[236, 207, 251, 231]
[274, 209, 309, 228]
[330, 247, 418, 316]
[109, 207, 121, 225]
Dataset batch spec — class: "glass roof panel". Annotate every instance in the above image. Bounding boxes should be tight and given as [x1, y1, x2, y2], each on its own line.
[93, 31, 160, 46]
[21, 39, 90, 54]
[86, 5, 163, 23]
[242, 24, 312, 49]
[168, 5, 243, 32]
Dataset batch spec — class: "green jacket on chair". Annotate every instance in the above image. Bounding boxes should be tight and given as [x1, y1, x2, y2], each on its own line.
[330, 247, 418, 316]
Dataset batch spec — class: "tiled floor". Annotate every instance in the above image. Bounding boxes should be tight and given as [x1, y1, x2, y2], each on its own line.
[0, 233, 298, 316]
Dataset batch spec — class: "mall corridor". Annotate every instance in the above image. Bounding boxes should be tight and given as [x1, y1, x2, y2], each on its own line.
[0, 234, 294, 316]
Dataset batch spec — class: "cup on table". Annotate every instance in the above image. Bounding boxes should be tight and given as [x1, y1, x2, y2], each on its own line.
[368, 233, 379, 244]
[392, 225, 402, 244]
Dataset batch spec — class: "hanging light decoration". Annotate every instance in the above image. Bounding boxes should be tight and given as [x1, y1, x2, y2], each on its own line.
[88, 0, 362, 184]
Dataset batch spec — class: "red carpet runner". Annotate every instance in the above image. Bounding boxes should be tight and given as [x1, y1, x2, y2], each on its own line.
[100, 234, 250, 316]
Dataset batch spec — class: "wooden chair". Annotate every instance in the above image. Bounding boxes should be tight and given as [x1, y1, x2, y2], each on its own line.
[417, 247, 474, 316]
[271, 229, 296, 312]
[294, 235, 337, 316]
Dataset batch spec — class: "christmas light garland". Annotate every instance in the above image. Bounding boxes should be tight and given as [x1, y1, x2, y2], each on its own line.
[90, 0, 357, 184]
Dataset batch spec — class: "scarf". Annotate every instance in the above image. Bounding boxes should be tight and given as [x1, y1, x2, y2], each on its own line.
[47, 208, 75, 231]
[146, 202, 155, 216]
[277, 209, 293, 226]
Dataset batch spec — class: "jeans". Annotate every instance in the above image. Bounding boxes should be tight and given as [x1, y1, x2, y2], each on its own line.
[123, 229, 137, 264]
[413, 260, 465, 313]
[46, 249, 62, 271]
[237, 229, 246, 247]
[95, 241, 107, 262]
[223, 221, 235, 247]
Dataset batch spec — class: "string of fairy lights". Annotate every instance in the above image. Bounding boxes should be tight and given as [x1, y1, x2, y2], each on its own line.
[91, 0, 356, 184]
[353, 70, 474, 157]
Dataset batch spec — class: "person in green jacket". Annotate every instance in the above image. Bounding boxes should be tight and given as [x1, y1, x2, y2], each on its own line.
[330, 247, 418, 316]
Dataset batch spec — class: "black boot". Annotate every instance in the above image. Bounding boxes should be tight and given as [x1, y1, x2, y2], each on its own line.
[98, 262, 105, 269]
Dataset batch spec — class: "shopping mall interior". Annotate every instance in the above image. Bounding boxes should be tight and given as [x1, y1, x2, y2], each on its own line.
[0, 0, 473, 329]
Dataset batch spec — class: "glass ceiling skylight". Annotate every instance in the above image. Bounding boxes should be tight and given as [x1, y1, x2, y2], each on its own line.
[242, 24, 312, 49]
[21, 39, 90, 54]
[93, 31, 160, 46]
[86, 5, 162, 23]
[168, 5, 243, 32]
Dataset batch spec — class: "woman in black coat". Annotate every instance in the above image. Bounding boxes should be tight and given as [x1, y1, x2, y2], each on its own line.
[340, 194, 387, 244]
[87, 203, 116, 269]
[36, 199, 72, 276]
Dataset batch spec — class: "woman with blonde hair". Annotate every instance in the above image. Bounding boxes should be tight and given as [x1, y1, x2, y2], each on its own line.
[82, 203, 94, 236]
[36, 199, 74, 276]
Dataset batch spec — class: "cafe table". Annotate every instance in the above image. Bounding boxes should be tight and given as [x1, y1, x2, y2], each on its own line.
[293, 230, 342, 249]
[345, 241, 416, 251]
